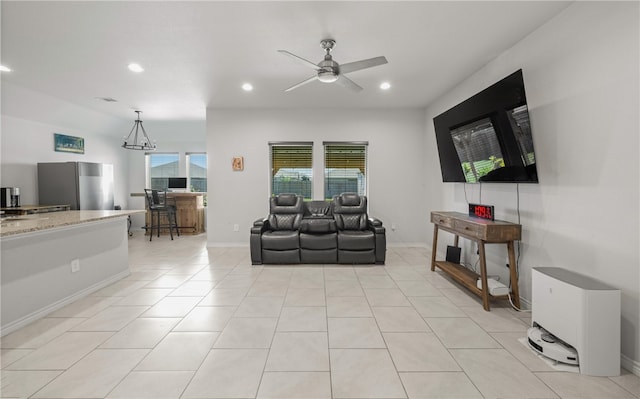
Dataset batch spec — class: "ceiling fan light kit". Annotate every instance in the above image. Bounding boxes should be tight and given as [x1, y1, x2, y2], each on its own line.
[279, 39, 388, 92]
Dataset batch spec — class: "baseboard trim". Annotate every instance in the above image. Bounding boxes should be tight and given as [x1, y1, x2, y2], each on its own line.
[207, 242, 248, 248]
[387, 242, 429, 248]
[0, 270, 130, 337]
[517, 296, 532, 311]
[621, 354, 640, 376]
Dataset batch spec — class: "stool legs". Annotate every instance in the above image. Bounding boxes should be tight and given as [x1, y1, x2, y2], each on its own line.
[148, 209, 178, 241]
[149, 210, 155, 241]
[167, 210, 174, 240]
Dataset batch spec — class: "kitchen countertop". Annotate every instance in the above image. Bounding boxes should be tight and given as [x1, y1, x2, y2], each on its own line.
[130, 192, 205, 197]
[0, 210, 145, 238]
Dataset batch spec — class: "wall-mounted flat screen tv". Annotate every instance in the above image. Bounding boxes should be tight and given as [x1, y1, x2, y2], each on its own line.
[433, 69, 538, 183]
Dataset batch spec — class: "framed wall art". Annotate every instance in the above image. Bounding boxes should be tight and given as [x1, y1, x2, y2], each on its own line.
[232, 156, 244, 171]
[54, 133, 84, 154]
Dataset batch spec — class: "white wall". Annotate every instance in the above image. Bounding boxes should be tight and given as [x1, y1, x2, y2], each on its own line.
[1, 115, 131, 207]
[425, 2, 639, 369]
[206, 108, 430, 247]
[1, 83, 132, 208]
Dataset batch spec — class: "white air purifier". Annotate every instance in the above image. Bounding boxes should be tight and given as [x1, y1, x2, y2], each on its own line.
[531, 267, 620, 376]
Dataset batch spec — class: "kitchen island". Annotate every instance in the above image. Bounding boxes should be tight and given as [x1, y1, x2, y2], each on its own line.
[131, 192, 205, 235]
[0, 210, 144, 335]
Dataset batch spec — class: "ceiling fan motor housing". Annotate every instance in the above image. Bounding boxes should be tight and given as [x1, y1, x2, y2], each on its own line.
[317, 58, 339, 83]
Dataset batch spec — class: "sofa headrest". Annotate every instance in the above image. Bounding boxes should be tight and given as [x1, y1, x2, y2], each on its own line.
[270, 194, 303, 215]
[340, 193, 361, 206]
[276, 193, 298, 206]
[333, 193, 367, 215]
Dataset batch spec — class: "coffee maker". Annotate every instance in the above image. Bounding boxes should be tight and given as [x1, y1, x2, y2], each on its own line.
[1, 187, 20, 208]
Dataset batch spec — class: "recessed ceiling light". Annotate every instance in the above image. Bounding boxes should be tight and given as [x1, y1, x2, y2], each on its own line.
[128, 63, 144, 73]
[380, 82, 391, 90]
[0, 65, 12, 72]
[242, 83, 253, 92]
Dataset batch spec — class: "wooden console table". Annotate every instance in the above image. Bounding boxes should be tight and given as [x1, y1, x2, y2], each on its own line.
[430, 211, 521, 311]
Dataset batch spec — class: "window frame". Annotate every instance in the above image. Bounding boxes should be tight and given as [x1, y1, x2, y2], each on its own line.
[269, 141, 314, 200]
[186, 152, 207, 193]
[145, 152, 180, 190]
[323, 141, 368, 200]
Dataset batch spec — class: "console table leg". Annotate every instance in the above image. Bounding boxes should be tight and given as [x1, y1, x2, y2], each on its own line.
[507, 241, 521, 308]
[478, 242, 490, 311]
[431, 225, 439, 271]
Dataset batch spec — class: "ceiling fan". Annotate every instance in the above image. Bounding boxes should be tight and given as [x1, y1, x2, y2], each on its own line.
[278, 39, 388, 92]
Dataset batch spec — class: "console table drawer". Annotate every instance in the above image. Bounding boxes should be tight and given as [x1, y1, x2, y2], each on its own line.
[430, 213, 454, 229]
[454, 219, 483, 238]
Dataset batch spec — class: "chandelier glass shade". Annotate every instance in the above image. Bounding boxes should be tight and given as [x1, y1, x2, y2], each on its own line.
[122, 111, 156, 151]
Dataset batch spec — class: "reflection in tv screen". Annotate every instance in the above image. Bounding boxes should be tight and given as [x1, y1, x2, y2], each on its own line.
[451, 105, 535, 183]
[434, 69, 539, 183]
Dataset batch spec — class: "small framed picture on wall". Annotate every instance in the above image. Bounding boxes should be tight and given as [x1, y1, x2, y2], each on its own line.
[232, 156, 244, 171]
[54, 133, 84, 154]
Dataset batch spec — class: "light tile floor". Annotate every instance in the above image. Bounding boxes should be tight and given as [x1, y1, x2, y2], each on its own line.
[1, 233, 639, 399]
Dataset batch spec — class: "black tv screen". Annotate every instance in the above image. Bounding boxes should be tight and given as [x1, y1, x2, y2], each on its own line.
[433, 70, 538, 183]
[168, 177, 187, 189]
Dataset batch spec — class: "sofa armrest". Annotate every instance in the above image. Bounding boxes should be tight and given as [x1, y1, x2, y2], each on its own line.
[368, 217, 386, 264]
[250, 218, 268, 265]
[368, 217, 385, 233]
[252, 218, 270, 233]
[368, 217, 382, 226]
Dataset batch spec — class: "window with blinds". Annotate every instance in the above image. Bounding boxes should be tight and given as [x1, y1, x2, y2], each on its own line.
[270, 142, 313, 199]
[324, 142, 367, 200]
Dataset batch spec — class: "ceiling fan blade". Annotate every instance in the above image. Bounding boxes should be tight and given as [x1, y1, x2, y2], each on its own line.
[339, 56, 388, 74]
[278, 50, 319, 70]
[284, 75, 319, 92]
[334, 74, 363, 92]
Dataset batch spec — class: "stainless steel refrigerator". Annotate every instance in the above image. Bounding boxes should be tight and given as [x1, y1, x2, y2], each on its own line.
[37, 162, 114, 210]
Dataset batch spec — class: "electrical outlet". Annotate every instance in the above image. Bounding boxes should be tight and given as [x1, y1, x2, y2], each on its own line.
[71, 259, 80, 273]
[233, 224, 239, 232]
[391, 223, 397, 231]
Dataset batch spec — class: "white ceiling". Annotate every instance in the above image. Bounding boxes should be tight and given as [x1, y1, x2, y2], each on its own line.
[1, 1, 571, 122]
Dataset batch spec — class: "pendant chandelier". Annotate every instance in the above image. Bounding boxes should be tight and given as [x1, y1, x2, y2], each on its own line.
[122, 110, 156, 151]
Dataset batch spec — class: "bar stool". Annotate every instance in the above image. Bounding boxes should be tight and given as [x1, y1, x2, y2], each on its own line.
[144, 189, 180, 241]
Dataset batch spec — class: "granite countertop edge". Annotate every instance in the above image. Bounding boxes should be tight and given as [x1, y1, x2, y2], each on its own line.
[0, 210, 146, 238]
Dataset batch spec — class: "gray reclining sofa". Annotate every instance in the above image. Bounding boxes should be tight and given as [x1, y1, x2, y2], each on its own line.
[250, 193, 386, 264]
